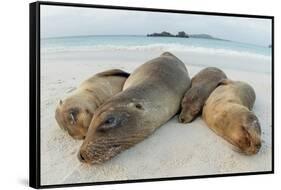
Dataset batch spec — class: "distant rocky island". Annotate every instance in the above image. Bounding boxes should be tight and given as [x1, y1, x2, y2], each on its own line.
[147, 31, 228, 41]
[147, 31, 189, 38]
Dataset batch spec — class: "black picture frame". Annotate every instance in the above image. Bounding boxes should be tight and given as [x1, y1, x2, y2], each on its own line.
[29, 1, 274, 189]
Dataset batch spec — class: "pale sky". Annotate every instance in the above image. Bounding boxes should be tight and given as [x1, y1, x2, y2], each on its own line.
[41, 5, 272, 46]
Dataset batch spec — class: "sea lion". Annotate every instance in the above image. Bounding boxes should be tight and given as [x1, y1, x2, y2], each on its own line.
[78, 52, 191, 164]
[202, 80, 261, 155]
[179, 67, 227, 123]
[55, 69, 130, 140]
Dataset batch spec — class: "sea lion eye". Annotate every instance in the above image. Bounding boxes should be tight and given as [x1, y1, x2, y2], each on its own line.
[104, 117, 115, 124]
[69, 114, 76, 125]
[98, 116, 120, 131]
[68, 108, 79, 125]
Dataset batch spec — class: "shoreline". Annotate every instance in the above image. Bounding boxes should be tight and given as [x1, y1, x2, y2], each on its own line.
[42, 35, 268, 48]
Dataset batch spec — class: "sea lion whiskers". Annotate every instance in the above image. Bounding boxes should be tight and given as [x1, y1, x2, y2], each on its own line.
[80, 142, 123, 164]
[87, 127, 153, 148]
[81, 139, 141, 164]
[80, 112, 165, 163]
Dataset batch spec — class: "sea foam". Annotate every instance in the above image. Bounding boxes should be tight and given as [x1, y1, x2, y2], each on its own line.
[42, 43, 270, 61]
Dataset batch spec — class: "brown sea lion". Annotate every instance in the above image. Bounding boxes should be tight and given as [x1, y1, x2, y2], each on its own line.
[202, 80, 261, 155]
[55, 69, 130, 140]
[78, 52, 191, 164]
[179, 67, 227, 123]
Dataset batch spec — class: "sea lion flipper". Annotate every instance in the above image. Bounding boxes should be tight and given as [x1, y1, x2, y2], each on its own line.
[97, 69, 130, 78]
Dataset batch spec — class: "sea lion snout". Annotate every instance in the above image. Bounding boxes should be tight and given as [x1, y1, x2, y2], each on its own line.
[178, 103, 199, 123]
[78, 142, 123, 164]
[178, 112, 193, 123]
[225, 110, 261, 155]
[78, 149, 92, 164]
[235, 131, 261, 155]
[240, 114, 262, 155]
[179, 98, 201, 123]
[178, 115, 186, 123]
[78, 106, 134, 164]
[77, 151, 85, 163]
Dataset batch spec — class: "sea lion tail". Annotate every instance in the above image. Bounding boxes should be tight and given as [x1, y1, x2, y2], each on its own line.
[97, 69, 130, 78]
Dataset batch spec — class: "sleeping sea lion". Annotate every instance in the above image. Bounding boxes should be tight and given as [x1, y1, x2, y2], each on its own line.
[179, 67, 227, 123]
[55, 69, 129, 139]
[78, 52, 191, 164]
[202, 79, 261, 155]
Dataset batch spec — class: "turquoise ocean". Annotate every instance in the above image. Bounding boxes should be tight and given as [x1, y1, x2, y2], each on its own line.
[41, 35, 271, 73]
[42, 35, 271, 56]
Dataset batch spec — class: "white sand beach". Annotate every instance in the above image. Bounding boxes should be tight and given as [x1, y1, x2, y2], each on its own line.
[40, 49, 272, 185]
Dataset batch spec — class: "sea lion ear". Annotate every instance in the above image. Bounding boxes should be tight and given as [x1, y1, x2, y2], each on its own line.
[128, 102, 144, 110]
[59, 100, 63, 105]
[85, 109, 91, 115]
[135, 103, 144, 110]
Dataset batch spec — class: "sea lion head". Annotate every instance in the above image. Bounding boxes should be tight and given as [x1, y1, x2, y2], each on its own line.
[222, 105, 261, 155]
[179, 86, 204, 123]
[78, 99, 149, 164]
[55, 96, 96, 140]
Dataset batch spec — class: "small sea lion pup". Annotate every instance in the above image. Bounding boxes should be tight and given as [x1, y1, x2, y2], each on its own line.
[202, 80, 261, 155]
[55, 69, 130, 140]
[179, 67, 227, 123]
[78, 52, 191, 164]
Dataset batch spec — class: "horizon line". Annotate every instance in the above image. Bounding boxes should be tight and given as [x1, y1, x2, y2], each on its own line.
[41, 34, 270, 47]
